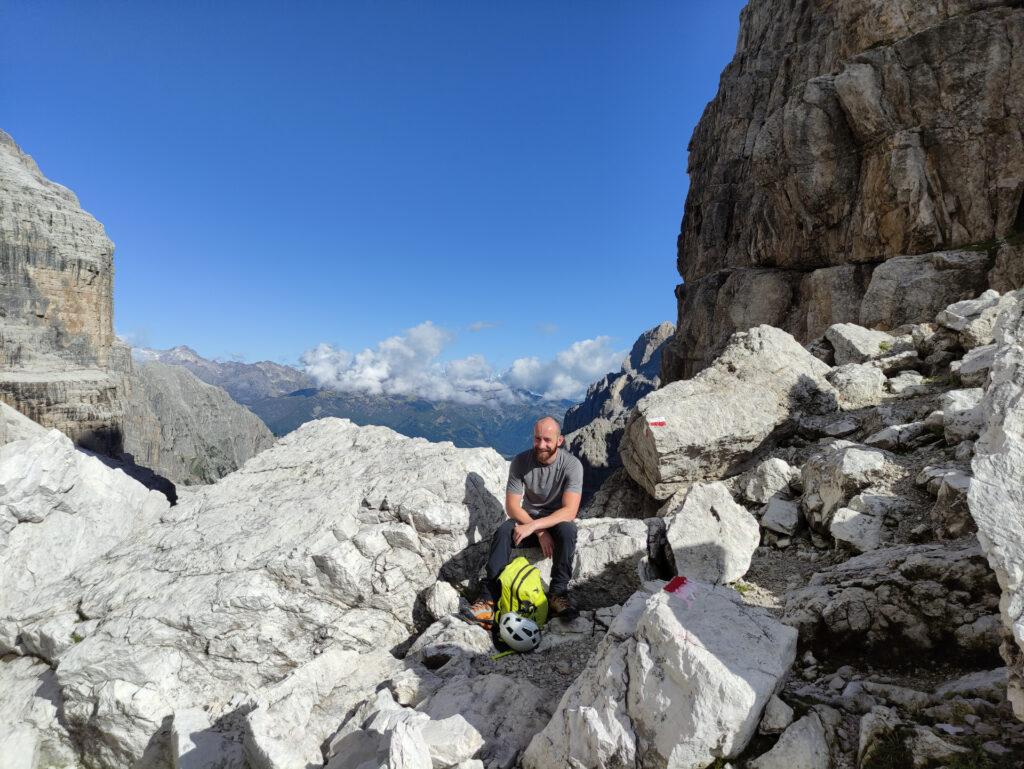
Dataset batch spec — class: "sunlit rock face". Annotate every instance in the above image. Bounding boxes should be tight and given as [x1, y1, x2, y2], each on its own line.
[662, 0, 1024, 382]
[121, 360, 276, 485]
[0, 129, 127, 452]
[969, 292, 1024, 719]
[0, 418, 509, 768]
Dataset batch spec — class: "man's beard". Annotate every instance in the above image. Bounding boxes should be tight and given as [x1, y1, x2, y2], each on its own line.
[534, 446, 556, 461]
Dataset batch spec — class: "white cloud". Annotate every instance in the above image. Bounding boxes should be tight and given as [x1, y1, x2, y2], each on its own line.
[503, 336, 625, 401]
[468, 320, 498, 332]
[300, 322, 625, 404]
[116, 329, 151, 348]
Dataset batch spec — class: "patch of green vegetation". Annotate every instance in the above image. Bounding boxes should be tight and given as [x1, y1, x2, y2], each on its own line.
[731, 581, 752, 596]
[861, 729, 913, 769]
[948, 699, 973, 724]
[709, 759, 729, 769]
[925, 373, 956, 387]
[879, 341, 892, 352]
[946, 738, 1019, 769]
[70, 631, 84, 644]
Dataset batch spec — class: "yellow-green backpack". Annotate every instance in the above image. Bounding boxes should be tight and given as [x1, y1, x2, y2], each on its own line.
[496, 556, 548, 627]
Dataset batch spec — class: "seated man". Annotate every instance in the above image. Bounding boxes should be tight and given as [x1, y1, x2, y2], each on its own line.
[470, 416, 582, 626]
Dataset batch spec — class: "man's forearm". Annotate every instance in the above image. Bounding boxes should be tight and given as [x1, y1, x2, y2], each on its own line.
[506, 499, 533, 525]
[528, 506, 577, 531]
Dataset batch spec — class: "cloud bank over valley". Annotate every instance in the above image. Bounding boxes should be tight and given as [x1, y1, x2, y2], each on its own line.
[300, 321, 625, 404]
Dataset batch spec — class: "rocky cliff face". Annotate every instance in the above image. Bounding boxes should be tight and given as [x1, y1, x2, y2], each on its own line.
[662, 0, 1024, 382]
[122, 360, 276, 485]
[0, 133, 276, 487]
[0, 130, 127, 452]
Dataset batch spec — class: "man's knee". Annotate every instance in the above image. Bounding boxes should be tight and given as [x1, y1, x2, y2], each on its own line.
[492, 518, 517, 544]
[549, 521, 577, 545]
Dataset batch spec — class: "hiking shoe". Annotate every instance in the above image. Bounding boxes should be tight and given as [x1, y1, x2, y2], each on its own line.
[464, 598, 496, 629]
[549, 594, 577, 619]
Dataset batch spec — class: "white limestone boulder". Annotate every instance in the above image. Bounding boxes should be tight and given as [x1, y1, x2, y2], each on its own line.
[864, 421, 929, 451]
[419, 673, 552, 769]
[522, 581, 798, 769]
[324, 688, 486, 769]
[936, 289, 1016, 349]
[527, 517, 653, 605]
[424, 581, 461, 622]
[0, 656, 77, 769]
[931, 470, 973, 539]
[759, 695, 795, 735]
[747, 707, 838, 769]
[0, 402, 46, 447]
[659, 482, 759, 583]
[760, 495, 801, 536]
[244, 646, 403, 769]
[825, 323, 898, 365]
[406, 616, 494, 678]
[968, 290, 1024, 719]
[0, 430, 169, 617]
[886, 370, 928, 395]
[2, 419, 509, 769]
[937, 289, 1001, 330]
[800, 440, 900, 532]
[942, 388, 985, 444]
[951, 344, 996, 387]
[826, 363, 887, 409]
[933, 668, 1008, 702]
[857, 706, 902, 767]
[741, 457, 799, 504]
[829, 492, 902, 553]
[621, 326, 837, 499]
[327, 673, 550, 769]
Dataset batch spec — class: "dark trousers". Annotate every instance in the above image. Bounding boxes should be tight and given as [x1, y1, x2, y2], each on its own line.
[483, 518, 577, 600]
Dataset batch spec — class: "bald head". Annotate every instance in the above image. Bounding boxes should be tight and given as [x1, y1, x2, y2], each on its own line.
[534, 416, 561, 436]
[532, 416, 563, 465]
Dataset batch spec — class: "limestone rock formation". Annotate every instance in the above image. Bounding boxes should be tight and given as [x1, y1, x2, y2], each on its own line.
[0, 429, 170, 652]
[659, 481, 760, 584]
[562, 321, 673, 495]
[969, 291, 1024, 718]
[122, 360, 275, 485]
[0, 130, 128, 452]
[518, 517, 658, 608]
[0, 400, 45, 446]
[0, 418, 508, 768]
[522, 582, 798, 769]
[661, 0, 1024, 382]
[620, 325, 837, 499]
[785, 541, 1001, 656]
[747, 707, 838, 769]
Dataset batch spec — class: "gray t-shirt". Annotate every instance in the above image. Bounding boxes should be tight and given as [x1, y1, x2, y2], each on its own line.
[506, 448, 584, 518]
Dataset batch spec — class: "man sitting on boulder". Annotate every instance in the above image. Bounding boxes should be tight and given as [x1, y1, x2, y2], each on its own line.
[469, 416, 583, 626]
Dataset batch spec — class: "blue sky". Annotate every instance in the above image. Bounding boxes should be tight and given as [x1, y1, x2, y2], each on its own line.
[1, 1, 745, 399]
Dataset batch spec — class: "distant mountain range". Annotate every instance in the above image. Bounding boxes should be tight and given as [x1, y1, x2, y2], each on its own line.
[134, 346, 574, 458]
[134, 346, 314, 406]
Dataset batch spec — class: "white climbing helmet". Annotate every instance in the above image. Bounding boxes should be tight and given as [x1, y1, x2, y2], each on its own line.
[498, 612, 541, 653]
